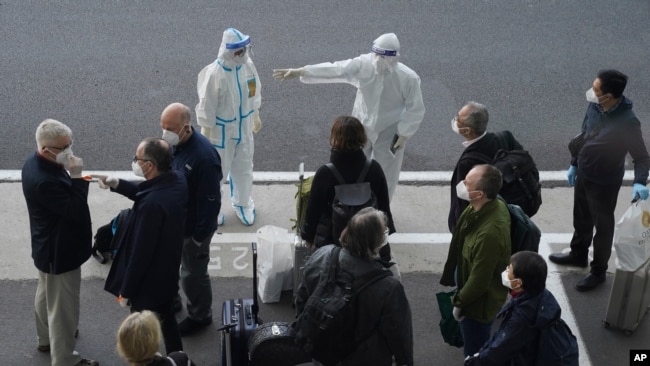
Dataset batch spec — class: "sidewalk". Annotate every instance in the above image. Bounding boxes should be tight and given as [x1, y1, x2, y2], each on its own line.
[1, 180, 645, 366]
[0, 180, 593, 280]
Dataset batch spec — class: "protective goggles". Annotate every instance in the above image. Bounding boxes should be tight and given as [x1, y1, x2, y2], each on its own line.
[371, 45, 397, 56]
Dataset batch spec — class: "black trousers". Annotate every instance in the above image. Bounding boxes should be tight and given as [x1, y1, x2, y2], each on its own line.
[569, 174, 621, 275]
[131, 299, 183, 354]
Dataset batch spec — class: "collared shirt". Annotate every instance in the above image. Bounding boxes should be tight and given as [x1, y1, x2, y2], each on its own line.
[462, 132, 487, 148]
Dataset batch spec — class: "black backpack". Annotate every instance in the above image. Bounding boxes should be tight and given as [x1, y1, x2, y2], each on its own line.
[326, 160, 378, 244]
[463, 134, 542, 217]
[91, 208, 131, 264]
[535, 317, 579, 366]
[294, 247, 391, 366]
[501, 197, 541, 254]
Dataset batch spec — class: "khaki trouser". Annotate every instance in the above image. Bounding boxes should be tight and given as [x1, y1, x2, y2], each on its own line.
[35, 267, 82, 366]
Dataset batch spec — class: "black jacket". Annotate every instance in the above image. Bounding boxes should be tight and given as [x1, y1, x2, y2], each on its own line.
[172, 127, 223, 242]
[575, 97, 650, 185]
[21, 152, 92, 274]
[448, 131, 522, 233]
[104, 171, 188, 309]
[296, 245, 413, 366]
[301, 148, 395, 244]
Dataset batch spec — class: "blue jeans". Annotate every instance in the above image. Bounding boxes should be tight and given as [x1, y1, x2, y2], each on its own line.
[460, 317, 493, 357]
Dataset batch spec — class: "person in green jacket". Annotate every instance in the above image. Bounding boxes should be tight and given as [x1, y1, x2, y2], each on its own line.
[440, 164, 511, 358]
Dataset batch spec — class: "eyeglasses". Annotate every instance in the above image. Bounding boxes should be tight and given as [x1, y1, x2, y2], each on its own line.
[234, 48, 247, 57]
[452, 116, 468, 128]
[132, 156, 151, 163]
[45, 143, 72, 151]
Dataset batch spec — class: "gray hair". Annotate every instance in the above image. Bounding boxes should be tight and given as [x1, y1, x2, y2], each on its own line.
[35, 119, 72, 150]
[463, 101, 489, 135]
[339, 207, 387, 260]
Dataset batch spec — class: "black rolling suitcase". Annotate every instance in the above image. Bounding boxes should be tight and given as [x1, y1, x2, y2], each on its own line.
[219, 242, 262, 366]
[248, 322, 311, 366]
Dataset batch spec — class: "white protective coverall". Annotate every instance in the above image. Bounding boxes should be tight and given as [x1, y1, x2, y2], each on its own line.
[299, 33, 425, 200]
[196, 28, 261, 225]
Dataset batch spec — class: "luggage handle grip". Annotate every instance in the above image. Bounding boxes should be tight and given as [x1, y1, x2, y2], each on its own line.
[251, 242, 260, 323]
[216, 322, 238, 332]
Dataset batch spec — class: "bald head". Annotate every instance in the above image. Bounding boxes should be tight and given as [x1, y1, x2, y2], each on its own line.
[160, 103, 192, 145]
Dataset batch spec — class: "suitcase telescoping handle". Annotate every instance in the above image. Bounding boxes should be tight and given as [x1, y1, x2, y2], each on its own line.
[251, 242, 259, 324]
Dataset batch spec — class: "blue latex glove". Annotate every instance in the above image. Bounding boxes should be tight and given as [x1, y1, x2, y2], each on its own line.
[567, 166, 577, 187]
[633, 183, 649, 201]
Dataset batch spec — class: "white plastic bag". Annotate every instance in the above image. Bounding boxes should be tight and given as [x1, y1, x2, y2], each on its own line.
[256, 225, 293, 303]
[613, 200, 650, 272]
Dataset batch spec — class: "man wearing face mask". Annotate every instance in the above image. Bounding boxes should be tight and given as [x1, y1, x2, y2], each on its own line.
[448, 102, 523, 233]
[273, 33, 426, 201]
[22, 119, 98, 366]
[196, 27, 261, 226]
[160, 103, 222, 336]
[549, 69, 650, 292]
[103, 138, 188, 355]
[440, 164, 511, 358]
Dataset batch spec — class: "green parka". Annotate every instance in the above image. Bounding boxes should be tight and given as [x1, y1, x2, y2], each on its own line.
[440, 198, 511, 323]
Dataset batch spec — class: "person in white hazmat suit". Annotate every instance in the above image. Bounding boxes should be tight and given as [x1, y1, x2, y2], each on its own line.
[196, 28, 262, 226]
[273, 33, 425, 200]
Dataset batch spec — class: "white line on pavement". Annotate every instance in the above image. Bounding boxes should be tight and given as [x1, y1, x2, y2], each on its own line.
[0, 169, 638, 182]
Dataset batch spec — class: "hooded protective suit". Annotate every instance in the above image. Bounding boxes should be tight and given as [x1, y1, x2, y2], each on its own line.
[296, 33, 425, 200]
[196, 28, 261, 225]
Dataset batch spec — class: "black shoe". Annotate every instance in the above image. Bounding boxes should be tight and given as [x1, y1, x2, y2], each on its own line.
[576, 272, 606, 292]
[37, 344, 50, 353]
[178, 316, 212, 337]
[548, 252, 588, 268]
[75, 358, 99, 366]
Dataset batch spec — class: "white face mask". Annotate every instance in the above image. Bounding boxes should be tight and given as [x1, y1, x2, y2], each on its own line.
[132, 161, 145, 177]
[501, 269, 521, 290]
[456, 181, 480, 201]
[232, 47, 249, 65]
[373, 55, 391, 75]
[54, 146, 73, 167]
[162, 129, 181, 146]
[585, 88, 601, 104]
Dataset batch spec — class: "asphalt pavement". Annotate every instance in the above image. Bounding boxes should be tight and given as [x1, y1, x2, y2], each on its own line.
[1, 178, 649, 366]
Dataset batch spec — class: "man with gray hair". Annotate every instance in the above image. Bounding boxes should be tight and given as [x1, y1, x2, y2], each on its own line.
[448, 102, 523, 232]
[22, 119, 98, 366]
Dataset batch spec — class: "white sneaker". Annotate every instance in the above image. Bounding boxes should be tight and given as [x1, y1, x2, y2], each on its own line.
[235, 207, 256, 226]
[217, 212, 225, 226]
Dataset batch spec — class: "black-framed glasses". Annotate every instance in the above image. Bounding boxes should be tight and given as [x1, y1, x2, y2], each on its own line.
[132, 156, 151, 163]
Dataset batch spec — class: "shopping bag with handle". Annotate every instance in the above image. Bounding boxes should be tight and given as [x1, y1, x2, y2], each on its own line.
[613, 199, 650, 272]
[436, 289, 464, 348]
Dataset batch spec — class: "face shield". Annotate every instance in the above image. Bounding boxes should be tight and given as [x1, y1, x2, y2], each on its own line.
[226, 36, 251, 65]
[218, 28, 252, 66]
[371, 33, 400, 74]
[372, 46, 399, 74]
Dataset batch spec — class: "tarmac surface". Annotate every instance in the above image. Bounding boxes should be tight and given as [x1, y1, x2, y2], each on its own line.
[1, 178, 649, 366]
